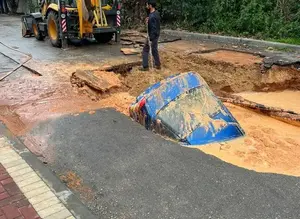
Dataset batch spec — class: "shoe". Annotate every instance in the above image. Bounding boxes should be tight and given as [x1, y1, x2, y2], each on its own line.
[139, 67, 149, 71]
[155, 65, 161, 70]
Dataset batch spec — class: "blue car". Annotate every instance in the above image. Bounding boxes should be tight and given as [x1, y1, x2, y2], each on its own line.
[129, 72, 245, 146]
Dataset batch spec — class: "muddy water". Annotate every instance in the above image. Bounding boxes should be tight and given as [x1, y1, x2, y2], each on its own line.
[0, 60, 136, 136]
[236, 90, 300, 113]
[199, 103, 300, 176]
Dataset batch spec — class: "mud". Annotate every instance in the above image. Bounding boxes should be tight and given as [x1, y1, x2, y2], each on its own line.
[0, 60, 134, 137]
[60, 171, 95, 201]
[1, 39, 300, 176]
[158, 85, 229, 138]
[160, 51, 300, 94]
[200, 103, 300, 177]
[122, 68, 168, 96]
[160, 40, 209, 54]
[236, 90, 300, 114]
[199, 50, 263, 66]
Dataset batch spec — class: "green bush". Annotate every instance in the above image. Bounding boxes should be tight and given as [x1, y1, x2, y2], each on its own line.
[158, 0, 300, 41]
[122, 0, 300, 42]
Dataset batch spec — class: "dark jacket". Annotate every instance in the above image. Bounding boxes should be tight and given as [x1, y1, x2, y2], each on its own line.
[148, 10, 160, 41]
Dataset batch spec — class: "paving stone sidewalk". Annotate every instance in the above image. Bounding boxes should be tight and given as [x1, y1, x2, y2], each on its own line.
[0, 137, 75, 219]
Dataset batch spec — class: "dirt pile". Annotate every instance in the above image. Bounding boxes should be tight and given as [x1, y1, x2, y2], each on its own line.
[159, 50, 300, 94]
[122, 68, 169, 96]
[71, 70, 124, 101]
[72, 70, 122, 92]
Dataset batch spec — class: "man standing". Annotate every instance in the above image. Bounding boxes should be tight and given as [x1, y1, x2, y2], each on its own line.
[141, 0, 161, 71]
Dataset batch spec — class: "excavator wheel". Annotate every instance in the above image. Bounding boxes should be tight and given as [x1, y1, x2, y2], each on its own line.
[47, 11, 62, 48]
[21, 16, 33, 38]
[21, 22, 28, 37]
[94, 33, 113, 44]
[32, 20, 45, 41]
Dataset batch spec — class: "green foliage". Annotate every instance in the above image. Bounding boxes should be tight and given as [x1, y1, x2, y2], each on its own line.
[152, 0, 300, 43]
[269, 38, 300, 45]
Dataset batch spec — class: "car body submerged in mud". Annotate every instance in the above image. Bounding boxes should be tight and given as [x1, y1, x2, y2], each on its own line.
[129, 72, 245, 146]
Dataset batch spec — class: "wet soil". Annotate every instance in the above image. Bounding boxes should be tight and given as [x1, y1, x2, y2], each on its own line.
[60, 171, 95, 201]
[1, 40, 300, 176]
[199, 50, 263, 66]
[236, 90, 300, 114]
[200, 103, 300, 177]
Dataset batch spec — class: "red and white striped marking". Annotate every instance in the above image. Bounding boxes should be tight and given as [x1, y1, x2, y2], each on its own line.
[116, 11, 121, 26]
[62, 19, 67, 32]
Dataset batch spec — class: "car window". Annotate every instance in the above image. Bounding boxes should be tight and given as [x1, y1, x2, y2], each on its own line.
[156, 86, 227, 139]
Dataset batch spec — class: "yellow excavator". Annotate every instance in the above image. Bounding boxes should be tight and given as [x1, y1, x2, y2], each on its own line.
[21, 0, 121, 47]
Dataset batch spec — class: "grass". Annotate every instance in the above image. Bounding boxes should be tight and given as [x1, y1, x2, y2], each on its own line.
[269, 47, 295, 53]
[268, 38, 300, 46]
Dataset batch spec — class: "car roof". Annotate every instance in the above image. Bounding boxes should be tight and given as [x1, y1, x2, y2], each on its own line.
[140, 72, 207, 118]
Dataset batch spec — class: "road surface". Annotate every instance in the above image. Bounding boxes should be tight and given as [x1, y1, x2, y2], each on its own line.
[1, 15, 300, 219]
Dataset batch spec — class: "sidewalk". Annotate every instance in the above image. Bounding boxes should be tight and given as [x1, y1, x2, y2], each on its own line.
[0, 137, 74, 219]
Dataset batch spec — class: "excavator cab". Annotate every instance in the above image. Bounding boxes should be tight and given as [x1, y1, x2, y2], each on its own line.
[21, 0, 121, 47]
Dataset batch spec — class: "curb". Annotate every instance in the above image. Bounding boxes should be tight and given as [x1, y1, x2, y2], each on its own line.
[162, 29, 300, 53]
[0, 122, 97, 219]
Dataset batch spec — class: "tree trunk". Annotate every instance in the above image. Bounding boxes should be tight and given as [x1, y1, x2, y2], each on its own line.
[0, 0, 3, 13]
[6, 0, 12, 13]
[17, 0, 26, 13]
[2, 0, 9, 13]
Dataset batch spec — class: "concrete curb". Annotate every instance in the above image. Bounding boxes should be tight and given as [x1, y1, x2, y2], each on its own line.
[0, 122, 97, 219]
[162, 29, 300, 53]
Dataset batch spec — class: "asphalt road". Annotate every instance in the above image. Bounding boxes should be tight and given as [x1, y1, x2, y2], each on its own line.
[0, 15, 124, 63]
[0, 53, 16, 75]
[2, 15, 300, 219]
[25, 109, 300, 219]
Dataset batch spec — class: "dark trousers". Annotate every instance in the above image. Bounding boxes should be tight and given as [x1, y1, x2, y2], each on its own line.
[142, 37, 161, 68]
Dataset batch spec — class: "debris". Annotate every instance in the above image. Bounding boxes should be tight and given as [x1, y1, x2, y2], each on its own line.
[121, 41, 133, 45]
[72, 70, 122, 92]
[120, 31, 181, 46]
[121, 30, 147, 38]
[158, 37, 182, 44]
[0, 42, 42, 80]
[121, 37, 145, 45]
[121, 48, 140, 55]
[0, 52, 32, 81]
[104, 61, 142, 74]
[219, 94, 300, 126]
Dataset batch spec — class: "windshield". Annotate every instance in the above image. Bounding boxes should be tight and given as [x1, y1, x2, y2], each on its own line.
[156, 86, 227, 139]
